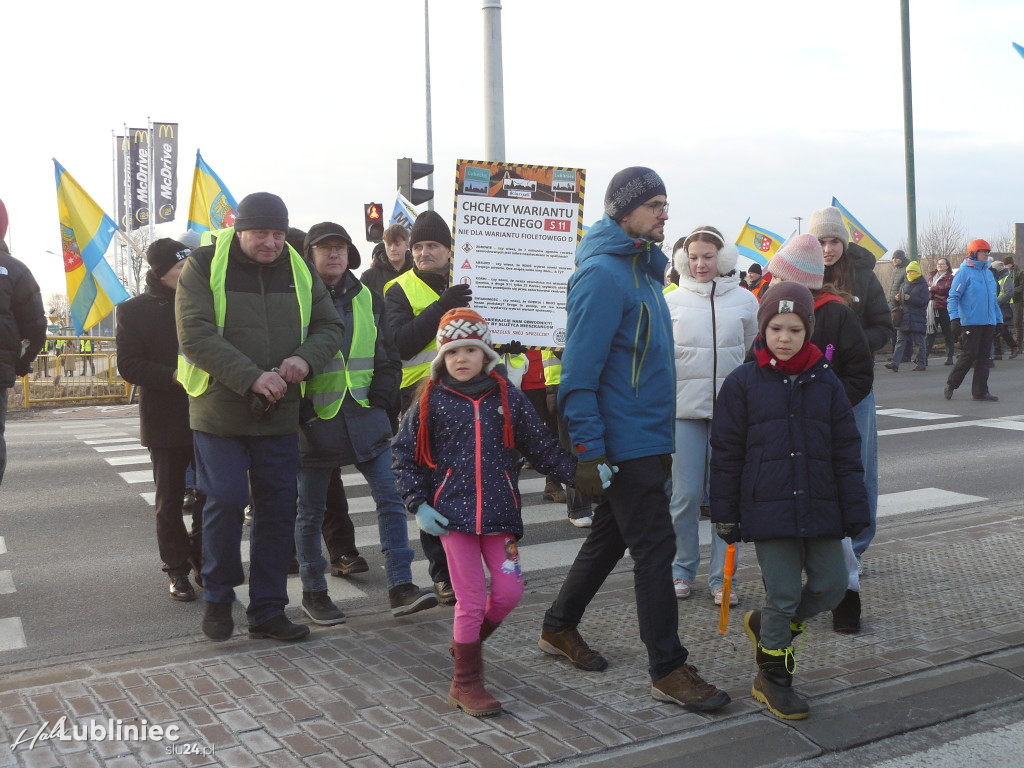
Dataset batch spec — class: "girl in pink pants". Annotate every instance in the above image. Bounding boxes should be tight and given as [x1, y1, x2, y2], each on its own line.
[393, 308, 576, 717]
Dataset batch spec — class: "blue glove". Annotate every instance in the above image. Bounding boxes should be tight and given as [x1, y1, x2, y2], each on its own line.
[416, 503, 449, 536]
[598, 462, 618, 490]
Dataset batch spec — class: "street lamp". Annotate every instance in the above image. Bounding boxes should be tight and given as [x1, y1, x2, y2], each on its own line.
[793, 216, 803, 234]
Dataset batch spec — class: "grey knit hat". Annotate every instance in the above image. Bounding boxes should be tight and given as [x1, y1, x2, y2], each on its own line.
[234, 192, 289, 233]
[604, 167, 666, 220]
[807, 206, 849, 249]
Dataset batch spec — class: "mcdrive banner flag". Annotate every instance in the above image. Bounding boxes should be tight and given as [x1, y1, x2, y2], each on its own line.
[831, 197, 888, 260]
[152, 122, 178, 224]
[128, 127, 150, 228]
[735, 219, 785, 266]
[187, 150, 237, 233]
[53, 160, 130, 335]
[115, 135, 129, 228]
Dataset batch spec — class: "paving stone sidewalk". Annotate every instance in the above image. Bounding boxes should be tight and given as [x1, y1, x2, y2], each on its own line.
[0, 502, 1021, 768]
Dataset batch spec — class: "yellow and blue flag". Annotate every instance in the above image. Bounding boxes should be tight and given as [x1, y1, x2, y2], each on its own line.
[831, 197, 887, 260]
[1014, 42, 1024, 62]
[735, 219, 785, 266]
[54, 160, 130, 336]
[187, 150, 237, 233]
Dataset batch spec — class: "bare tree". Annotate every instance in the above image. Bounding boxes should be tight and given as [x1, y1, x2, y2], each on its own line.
[989, 223, 1015, 256]
[46, 292, 70, 325]
[113, 229, 151, 296]
[917, 206, 968, 269]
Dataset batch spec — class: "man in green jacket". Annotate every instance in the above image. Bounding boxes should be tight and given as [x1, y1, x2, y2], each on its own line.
[176, 192, 344, 643]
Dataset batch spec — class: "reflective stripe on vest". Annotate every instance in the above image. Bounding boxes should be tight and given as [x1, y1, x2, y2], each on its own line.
[305, 284, 376, 418]
[1000, 274, 1014, 305]
[177, 229, 313, 397]
[541, 350, 561, 386]
[384, 271, 440, 389]
[663, 283, 679, 295]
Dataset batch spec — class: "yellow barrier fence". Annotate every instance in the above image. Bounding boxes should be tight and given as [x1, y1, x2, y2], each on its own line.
[14, 336, 130, 407]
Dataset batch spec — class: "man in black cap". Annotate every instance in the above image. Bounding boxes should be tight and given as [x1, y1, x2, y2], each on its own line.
[176, 192, 344, 642]
[294, 222, 436, 625]
[538, 167, 730, 712]
[117, 238, 205, 601]
[383, 209, 471, 606]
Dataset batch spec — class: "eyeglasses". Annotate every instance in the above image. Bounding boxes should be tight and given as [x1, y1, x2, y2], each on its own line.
[641, 201, 669, 217]
[314, 244, 347, 254]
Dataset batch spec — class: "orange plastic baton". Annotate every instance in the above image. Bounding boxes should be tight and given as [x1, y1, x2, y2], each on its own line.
[718, 544, 737, 634]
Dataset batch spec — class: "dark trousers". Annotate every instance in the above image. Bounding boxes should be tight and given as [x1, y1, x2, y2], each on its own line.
[322, 468, 356, 562]
[400, 382, 450, 585]
[993, 323, 1018, 355]
[547, 385, 591, 514]
[1015, 300, 1023, 348]
[947, 325, 995, 397]
[543, 455, 688, 680]
[925, 308, 955, 361]
[150, 445, 205, 576]
[194, 431, 299, 627]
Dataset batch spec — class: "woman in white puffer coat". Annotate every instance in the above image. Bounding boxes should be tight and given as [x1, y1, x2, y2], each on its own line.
[665, 225, 759, 605]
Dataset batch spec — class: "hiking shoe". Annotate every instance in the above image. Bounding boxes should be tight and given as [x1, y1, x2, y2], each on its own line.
[301, 590, 346, 626]
[169, 574, 196, 602]
[713, 587, 738, 607]
[1011, 348, 1021, 360]
[202, 601, 234, 642]
[434, 581, 457, 606]
[673, 579, 692, 600]
[973, 393, 999, 401]
[249, 614, 311, 641]
[652, 665, 731, 712]
[884, 362, 897, 372]
[912, 365, 926, 371]
[543, 478, 566, 504]
[568, 509, 593, 528]
[744, 610, 804, 653]
[389, 583, 438, 617]
[752, 668, 809, 720]
[943, 385, 954, 400]
[832, 589, 861, 634]
[538, 627, 608, 671]
[330, 554, 369, 577]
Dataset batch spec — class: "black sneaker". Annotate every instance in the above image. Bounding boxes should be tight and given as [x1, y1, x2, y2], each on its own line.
[301, 591, 346, 626]
[434, 580, 457, 606]
[169, 574, 196, 602]
[330, 554, 369, 577]
[389, 583, 438, 617]
[202, 602, 234, 641]
[249, 614, 311, 641]
[182, 489, 196, 510]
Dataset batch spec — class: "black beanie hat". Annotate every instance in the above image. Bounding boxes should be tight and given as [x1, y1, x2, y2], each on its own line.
[146, 238, 190, 277]
[604, 167, 666, 220]
[409, 210, 452, 250]
[757, 281, 815, 338]
[747, 262, 762, 275]
[892, 249, 908, 265]
[234, 192, 289, 232]
[304, 222, 362, 270]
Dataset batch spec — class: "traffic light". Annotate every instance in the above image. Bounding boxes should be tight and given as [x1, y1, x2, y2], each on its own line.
[363, 203, 384, 243]
[397, 158, 434, 206]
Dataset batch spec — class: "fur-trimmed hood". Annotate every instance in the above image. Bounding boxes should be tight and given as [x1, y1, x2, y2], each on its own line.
[673, 242, 739, 281]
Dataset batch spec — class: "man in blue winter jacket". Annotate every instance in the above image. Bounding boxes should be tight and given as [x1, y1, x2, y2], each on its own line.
[538, 167, 730, 712]
[944, 239, 1001, 402]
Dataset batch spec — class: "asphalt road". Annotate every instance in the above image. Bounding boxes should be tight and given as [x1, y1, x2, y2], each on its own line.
[1, 354, 1021, 675]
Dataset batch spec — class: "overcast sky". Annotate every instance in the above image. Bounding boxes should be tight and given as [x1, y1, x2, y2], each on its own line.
[3, 0, 1023, 299]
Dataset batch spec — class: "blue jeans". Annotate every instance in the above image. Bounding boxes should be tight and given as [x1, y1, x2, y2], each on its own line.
[296, 447, 414, 593]
[193, 431, 299, 627]
[851, 390, 879, 558]
[893, 330, 926, 368]
[670, 419, 730, 590]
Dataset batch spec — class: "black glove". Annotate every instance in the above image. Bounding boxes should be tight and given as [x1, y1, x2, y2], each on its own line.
[715, 522, 742, 544]
[504, 340, 525, 356]
[246, 392, 279, 423]
[844, 521, 869, 539]
[950, 318, 961, 342]
[437, 284, 472, 312]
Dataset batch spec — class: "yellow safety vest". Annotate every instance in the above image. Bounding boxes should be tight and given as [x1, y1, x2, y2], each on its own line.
[541, 350, 561, 386]
[1000, 274, 1014, 305]
[663, 283, 679, 295]
[305, 284, 376, 418]
[177, 228, 313, 397]
[384, 271, 441, 389]
[80, 338, 93, 352]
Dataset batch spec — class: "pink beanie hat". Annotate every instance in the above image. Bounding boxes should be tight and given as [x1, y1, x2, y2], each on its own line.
[766, 234, 824, 289]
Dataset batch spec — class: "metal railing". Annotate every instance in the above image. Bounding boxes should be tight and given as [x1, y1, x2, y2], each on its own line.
[16, 336, 130, 406]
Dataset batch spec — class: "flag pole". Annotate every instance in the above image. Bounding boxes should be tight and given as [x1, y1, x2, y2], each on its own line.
[116, 228, 146, 259]
[147, 116, 155, 290]
[110, 129, 119, 331]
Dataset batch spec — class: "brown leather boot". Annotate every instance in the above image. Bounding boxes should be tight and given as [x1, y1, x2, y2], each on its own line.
[538, 627, 608, 671]
[479, 617, 501, 643]
[448, 641, 501, 717]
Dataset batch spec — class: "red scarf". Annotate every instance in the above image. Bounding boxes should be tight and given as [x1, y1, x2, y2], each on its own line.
[753, 335, 823, 375]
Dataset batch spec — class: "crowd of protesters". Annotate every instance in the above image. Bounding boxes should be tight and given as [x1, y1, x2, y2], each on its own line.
[1, 177, 1017, 722]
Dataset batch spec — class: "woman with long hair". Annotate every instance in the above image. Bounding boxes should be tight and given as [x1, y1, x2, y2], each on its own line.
[925, 258, 956, 365]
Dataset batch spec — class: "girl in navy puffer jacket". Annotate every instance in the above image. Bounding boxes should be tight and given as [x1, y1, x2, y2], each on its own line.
[710, 282, 869, 721]
[393, 308, 576, 717]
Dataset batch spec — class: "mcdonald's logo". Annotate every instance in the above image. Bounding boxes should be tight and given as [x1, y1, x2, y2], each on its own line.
[157, 124, 175, 139]
[133, 129, 149, 144]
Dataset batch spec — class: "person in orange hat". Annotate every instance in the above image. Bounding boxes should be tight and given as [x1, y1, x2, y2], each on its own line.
[392, 307, 579, 717]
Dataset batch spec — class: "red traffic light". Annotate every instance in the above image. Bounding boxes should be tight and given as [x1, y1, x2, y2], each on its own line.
[363, 202, 385, 243]
[368, 204, 381, 220]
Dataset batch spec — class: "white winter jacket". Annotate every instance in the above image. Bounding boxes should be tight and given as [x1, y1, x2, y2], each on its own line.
[666, 244, 759, 420]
